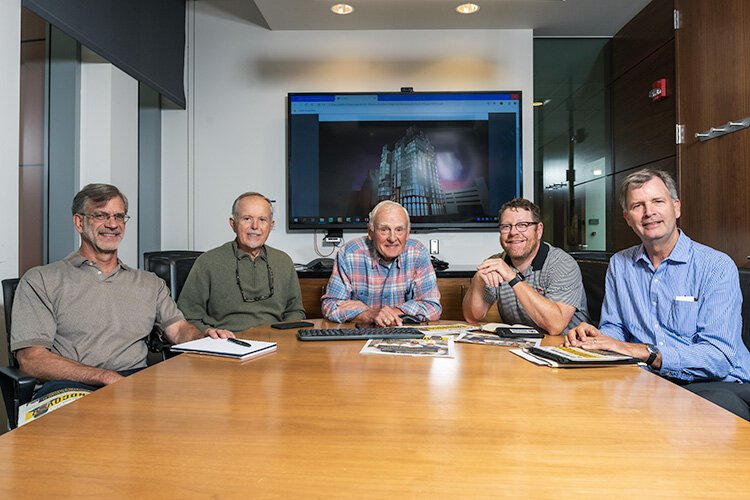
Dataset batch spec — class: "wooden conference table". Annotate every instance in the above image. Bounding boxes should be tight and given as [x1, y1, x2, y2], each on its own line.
[0, 319, 749, 498]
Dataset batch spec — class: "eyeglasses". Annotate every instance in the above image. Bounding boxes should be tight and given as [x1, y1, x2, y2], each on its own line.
[375, 225, 407, 237]
[79, 211, 131, 223]
[236, 215, 271, 227]
[235, 258, 274, 302]
[499, 221, 539, 234]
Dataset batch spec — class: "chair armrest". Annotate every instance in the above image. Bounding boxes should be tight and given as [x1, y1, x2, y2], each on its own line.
[0, 366, 37, 429]
[146, 327, 180, 361]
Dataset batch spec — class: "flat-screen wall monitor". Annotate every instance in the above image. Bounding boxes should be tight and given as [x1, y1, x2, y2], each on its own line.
[287, 91, 522, 232]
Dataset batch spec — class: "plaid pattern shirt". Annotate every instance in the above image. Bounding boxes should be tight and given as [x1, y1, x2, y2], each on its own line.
[321, 237, 442, 323]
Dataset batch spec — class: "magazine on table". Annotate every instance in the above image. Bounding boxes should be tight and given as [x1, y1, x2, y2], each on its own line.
[18, 387, 93, 426]
[360, 336, 454, 358]
[456, 331, 542, 348]
[511, 345, 641, 368]
[415, 324, 478, 336]
[481, 322, 533, 332]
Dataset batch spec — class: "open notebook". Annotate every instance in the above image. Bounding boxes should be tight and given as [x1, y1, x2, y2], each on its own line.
[170, 337, 277, 360]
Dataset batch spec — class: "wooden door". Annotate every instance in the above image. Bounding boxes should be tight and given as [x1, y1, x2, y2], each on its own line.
[676, 0, 750, 266]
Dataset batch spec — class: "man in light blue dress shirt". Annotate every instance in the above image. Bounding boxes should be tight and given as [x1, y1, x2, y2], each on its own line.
[566, 168, 750, 420]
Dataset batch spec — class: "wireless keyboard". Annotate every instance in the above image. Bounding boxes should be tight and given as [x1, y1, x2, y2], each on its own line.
[297, 327, 425, 341]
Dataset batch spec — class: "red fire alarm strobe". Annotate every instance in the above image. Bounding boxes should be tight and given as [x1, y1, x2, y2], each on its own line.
[649, 78, 668, 101]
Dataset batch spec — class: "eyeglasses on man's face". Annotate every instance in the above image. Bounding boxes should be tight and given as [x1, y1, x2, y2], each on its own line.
[79, 211, 131, 224]
[236, 215, 271, 227]
[375, 225, 407, 237]
[235, 259, 274, 302]
[498, 221, 538, 234]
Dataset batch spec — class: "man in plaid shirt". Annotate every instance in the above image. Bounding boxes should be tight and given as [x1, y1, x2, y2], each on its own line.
[321, 201, 442, 326]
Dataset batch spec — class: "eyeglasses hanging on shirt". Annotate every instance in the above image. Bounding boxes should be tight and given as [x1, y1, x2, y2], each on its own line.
[235, 257, 274, 302]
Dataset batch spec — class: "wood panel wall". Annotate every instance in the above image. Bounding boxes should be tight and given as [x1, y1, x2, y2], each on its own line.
[676, 0, 750, 266]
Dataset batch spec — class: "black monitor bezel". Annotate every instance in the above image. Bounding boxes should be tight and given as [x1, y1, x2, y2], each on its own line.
[285, 90, 523, 233]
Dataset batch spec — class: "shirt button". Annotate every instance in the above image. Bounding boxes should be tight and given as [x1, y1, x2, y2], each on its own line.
[652, 301, 657, 306]
[654, 278, 659, 283]
[653, 323, 659, 329]
[659, 342, 664, 346]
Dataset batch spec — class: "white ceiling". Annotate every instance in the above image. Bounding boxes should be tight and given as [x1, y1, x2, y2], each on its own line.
[251, 0, 652, 37]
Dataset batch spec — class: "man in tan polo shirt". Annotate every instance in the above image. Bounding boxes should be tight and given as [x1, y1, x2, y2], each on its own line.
[11, 183, 233, 398]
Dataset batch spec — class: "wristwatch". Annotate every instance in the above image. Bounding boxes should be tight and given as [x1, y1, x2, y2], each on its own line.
[507, 273, 525, 288]
[645, 344, 660, 366]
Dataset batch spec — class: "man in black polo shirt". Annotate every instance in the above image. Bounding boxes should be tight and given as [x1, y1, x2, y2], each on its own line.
[462, 198, 589, 335]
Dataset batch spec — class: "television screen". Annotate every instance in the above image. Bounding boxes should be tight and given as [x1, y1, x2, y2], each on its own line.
[287, 91, 522, 232]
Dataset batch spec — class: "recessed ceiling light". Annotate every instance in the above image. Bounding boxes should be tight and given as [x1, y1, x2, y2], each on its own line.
[456, 3, 480, 14]
[331, 3, 354, 15]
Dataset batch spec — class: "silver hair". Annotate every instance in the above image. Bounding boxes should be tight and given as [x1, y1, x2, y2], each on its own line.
[231, 192, 274, 219]
[619, 168, 679, 211]
[368, 200, 411, 231]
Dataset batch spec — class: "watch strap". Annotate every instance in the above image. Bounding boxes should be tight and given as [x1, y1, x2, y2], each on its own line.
[508, 273, 525, 288]
[645, 344, 659, 366]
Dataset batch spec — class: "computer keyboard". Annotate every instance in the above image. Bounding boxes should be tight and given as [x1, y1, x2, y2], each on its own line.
[297, 327, 425, 341]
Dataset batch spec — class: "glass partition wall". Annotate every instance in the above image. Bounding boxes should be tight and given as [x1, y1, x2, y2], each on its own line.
[533, 39, 612, 252]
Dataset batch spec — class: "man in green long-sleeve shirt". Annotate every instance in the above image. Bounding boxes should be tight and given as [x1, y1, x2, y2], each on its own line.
[177, 192, 305, 334]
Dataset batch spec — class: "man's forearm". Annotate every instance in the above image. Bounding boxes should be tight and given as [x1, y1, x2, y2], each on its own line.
[17, 347, 121, 386]
[353, 308, 380, 324]
[511, 282, 573, 335]
[164, 320, 204, 344]
[462, 276, 492, 323]
[322, 297, 368, 323]
[179, 317, 211, 333]
[402, 301, 441, 321]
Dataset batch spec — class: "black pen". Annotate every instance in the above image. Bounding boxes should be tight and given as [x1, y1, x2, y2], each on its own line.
[228, 338, 252, 348]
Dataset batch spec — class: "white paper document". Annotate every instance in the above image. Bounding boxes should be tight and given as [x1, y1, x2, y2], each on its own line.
[170, 337, 277, 360]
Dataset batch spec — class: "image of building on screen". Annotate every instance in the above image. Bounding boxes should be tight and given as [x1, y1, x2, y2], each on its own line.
[375, 126, 447, 216]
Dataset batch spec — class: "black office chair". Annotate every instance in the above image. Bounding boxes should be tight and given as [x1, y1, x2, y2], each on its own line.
[143, 251, 202, 358]
[143, 250, 203, 267]
[568, 251, 614, 261]
[1, 278, 36, 430]
[143, 250, 203, 300]
[573, 257, 611, 326]
[738, 268, 750, 352]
